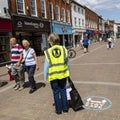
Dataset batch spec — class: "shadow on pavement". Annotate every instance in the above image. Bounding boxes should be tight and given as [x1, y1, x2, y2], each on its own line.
[0, 81, 8, 87]
[24, 81, 46, 89]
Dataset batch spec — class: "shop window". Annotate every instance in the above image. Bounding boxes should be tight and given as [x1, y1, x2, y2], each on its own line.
[40, 0, 46, 18]
[30, 0, 37, 16]
[16, 0, 25, 14]
[62, 8, 66, 22]
[56, 5, 60, 21]
[0, 36, 10, 63]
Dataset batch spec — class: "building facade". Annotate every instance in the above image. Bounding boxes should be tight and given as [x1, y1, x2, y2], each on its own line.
[71, 0, 86, 47]
[0, 0, 12, 64]
[9, 0, 51, 55]
[105, 20, 115, 38]
[85, 6, 99, 41]
[48, 0, 72, 46]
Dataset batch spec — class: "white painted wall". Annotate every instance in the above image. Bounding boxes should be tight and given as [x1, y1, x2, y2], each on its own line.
[0, 0, 10, 18]
[71, 3, 85, 29]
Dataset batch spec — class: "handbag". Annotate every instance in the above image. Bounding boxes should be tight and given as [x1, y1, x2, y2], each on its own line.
[67, 77, 84, 111]
[22, 49, 30, 72]
[21, 61, 26, 72]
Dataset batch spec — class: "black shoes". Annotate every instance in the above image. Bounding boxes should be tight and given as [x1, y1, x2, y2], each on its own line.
[29, 87, 37, 94]
[56, 111, 62, 115]
[55, 110, 68, 115]
[63, 110, 68, 113]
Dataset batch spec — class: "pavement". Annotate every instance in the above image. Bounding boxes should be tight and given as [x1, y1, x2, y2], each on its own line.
[0, 39, 120, 120]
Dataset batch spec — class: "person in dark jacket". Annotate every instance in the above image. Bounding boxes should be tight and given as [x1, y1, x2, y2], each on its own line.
[83, 35, 89, 53]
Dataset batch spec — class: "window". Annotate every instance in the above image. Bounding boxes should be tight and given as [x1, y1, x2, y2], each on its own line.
[62, 8, 66, 22]
[49, 2, 54, 19]
[74, 5, 76, 12]
[74, 17, 77, 26]
[67, 10, 70, 23]
[78, 7, 80, 14]
[40, 0, 46, 18]
[66, 0, 69, 4]
[30, 0, 37, 16]
[56, 5, 60, 21]
[79, 18, 81, 27]
[81, 8, 84, 15]
[16, 0, 25, 14]
[82, 19, 84, 26]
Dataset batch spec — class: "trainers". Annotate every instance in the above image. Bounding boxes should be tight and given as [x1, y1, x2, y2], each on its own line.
[18, 86, 24, 91]
[14, 85, 20, 90]
[13, 84, 17, 88]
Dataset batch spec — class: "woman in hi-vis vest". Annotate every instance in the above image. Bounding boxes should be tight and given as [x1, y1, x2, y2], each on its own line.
[44, 33, 70, 115]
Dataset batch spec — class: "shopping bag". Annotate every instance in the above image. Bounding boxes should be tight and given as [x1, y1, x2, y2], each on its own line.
[67, 77, 84, 111]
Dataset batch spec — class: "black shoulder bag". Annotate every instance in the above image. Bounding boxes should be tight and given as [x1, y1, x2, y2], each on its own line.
[22, 49, 30, 72]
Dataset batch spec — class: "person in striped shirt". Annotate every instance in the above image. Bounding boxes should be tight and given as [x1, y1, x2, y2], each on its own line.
[10, 37, 25, 90]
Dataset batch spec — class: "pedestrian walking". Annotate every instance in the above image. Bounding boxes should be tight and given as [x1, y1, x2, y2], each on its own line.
[80, 39, 83, 49]
[99, 37, 102, 43]
[10, 37, 25, 90]
[83, 35, 89, 53]
[22, 40, 39, 94]
[107, 37, 114, 49]
[44, 33, 70, 115]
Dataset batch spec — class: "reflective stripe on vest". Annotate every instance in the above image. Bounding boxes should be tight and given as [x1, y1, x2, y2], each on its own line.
[45, 45, 69, 81]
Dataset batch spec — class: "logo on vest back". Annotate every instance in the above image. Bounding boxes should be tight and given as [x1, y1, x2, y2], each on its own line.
[52, 48, 61, 58]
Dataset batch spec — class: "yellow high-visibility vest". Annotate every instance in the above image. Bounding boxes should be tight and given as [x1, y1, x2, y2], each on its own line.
[44, 45, 69, 81]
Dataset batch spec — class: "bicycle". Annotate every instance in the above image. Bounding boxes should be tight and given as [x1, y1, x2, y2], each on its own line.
[67, 47, 76, 58]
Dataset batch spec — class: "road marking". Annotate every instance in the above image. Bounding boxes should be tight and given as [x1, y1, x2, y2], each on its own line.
[71, 63, 120, 66]
[0, 84, 14, 93]
[74, 80, 120, 86]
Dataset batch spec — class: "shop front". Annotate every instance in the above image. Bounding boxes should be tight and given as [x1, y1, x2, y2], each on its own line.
[0, 18, 12, 64]
[72, 28, 86, 47]
[12, 15, 50, 56]
[52, 22, 72, 47]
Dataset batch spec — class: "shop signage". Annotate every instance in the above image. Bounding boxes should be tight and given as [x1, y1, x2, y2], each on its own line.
[17, 21, 44, 29]
[12, 15, 50, 32]
[83, 96, 112, 110]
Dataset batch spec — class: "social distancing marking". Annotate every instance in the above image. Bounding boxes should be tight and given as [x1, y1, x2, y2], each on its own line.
[83, 96, 112, 110]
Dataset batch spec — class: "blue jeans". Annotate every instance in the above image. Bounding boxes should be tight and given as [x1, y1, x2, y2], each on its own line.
[50, 78, 68, 113]
[26, 65, 36, 89]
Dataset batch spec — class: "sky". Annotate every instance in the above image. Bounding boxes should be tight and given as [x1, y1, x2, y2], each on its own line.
[76, 0, 120, 23]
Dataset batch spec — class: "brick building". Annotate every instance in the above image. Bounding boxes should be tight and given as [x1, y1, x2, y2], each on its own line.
[8, 0, 72, 55]
[85, 6, 99, 41]
[8, 0, 51, 55]
[48, 0, 72, 46]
